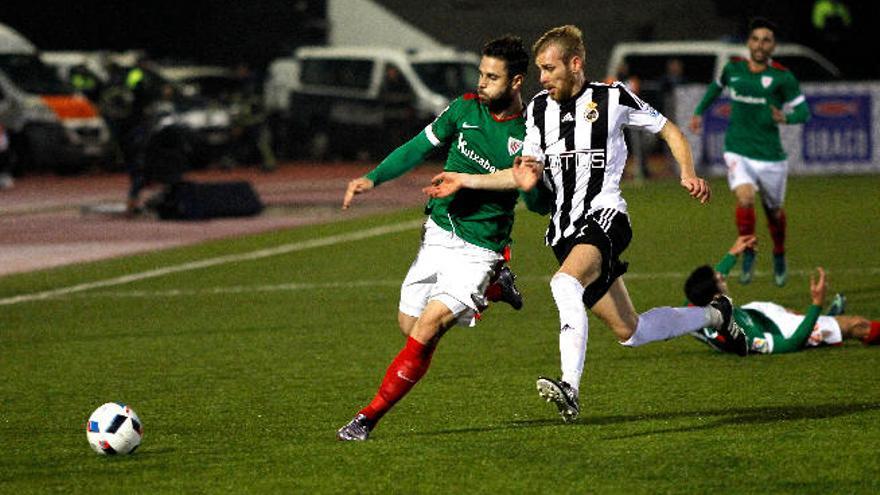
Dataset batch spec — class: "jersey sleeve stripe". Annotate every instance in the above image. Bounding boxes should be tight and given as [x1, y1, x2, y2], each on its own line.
[584, 86, 609, 212]
[784, 94, 806, 109]
[616, 83, 642, 110]
[424, 124, 441, 147]
[533, 94, 548, 151]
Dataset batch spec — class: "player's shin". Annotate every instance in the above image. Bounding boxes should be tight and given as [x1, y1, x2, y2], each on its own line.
[550, 273, 588, 391]
[736, 206, 756, 236]
[622, 306, 715, 347]
[862, 321, 880, 345]
[767, 208, 786, 255]
[359, 336, 436, 424]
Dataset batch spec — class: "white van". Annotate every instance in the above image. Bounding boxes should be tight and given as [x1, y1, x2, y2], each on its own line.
[0, 23, 113, 173]
[264, 45, 479, 159]
[606, 41, 841, 85]
[605, 41, 841, 114]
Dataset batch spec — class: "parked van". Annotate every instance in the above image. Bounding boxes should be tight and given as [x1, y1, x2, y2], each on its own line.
[605, 40, 841, 114]
[607, 40, 841, 83]
[264, 46, 479, 159]
[0, 23, 112, 173]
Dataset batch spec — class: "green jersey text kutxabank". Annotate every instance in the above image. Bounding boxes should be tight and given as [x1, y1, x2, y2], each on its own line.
[695, 59, 809, 161]
[426, 95, 524, 252]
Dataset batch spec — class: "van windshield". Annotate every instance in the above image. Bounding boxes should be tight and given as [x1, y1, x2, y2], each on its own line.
[622, 54, 716, 84]
[300, 59, 374, 90]
[0, 54, 72, 95]
[412, 62, 479, 98]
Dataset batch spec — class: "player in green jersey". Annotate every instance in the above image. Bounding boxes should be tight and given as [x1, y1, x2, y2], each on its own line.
[690, 18, 811, 287]
[685, 235, 880, 354]
[337, 36, 535, 441]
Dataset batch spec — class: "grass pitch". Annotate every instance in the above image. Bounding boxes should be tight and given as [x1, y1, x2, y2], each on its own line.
[1, 174, 879, 493]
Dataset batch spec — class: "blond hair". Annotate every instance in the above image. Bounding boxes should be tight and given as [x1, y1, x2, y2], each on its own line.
[532, 25, 586, 63]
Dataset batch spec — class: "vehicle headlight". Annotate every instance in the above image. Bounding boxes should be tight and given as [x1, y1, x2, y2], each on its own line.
[207, 110, 230, 127]
[181, 111, 208, 128]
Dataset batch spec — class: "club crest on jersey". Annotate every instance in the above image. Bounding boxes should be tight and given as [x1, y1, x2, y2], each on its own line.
[761, 76, 773, 88]
[585, 101, 599, 123]
[751, 337, 770, 354]
[508, 136, 523, 155]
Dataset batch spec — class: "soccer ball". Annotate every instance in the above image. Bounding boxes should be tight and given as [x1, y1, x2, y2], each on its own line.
[85, 402, 143, 455]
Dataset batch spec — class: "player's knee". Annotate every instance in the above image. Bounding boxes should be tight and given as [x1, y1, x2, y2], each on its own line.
[733, 187, 756, 207]
[555, 267, 599, 289]
[397, 312, 417, 336]
[849, 317, 871, 338]
[411, 301, 456, 342]
[736, 196, 755, 208]
[550, 271, 582, 289]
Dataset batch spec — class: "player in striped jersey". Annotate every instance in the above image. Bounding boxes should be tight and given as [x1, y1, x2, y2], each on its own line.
[690, 18, 811, 287]
[425, 25, 746, 423]
[686, 235, 880, 354]
[336, 36, 532, 441]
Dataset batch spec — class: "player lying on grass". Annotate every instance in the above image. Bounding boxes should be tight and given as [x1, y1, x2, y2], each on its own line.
[336, 36, 533, 441]
[685, 235, 880, 354]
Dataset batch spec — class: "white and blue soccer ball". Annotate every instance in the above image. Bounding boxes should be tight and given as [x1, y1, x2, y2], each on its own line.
[86, 402, 143, 455]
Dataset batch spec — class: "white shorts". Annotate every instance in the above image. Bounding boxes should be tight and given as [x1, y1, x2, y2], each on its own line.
[399, 217, 504, 327]
[724, 151, 788, 209]
[742, 301, 843, 351]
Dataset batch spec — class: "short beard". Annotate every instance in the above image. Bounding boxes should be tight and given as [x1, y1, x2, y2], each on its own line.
[486, 91, 513, 113]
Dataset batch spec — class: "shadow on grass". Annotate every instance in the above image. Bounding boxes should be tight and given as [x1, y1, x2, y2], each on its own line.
[597, 400, 880, 440]
[414, 401, 880, 438]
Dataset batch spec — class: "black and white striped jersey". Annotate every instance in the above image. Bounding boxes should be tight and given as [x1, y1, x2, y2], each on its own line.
[523, 81, 668, 246]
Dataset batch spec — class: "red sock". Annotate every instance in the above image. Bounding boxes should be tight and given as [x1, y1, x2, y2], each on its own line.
[736, 206, 755, 237]
[767, 209, 787, 255]
[862, 321, 880, 345]
[486, 246, 512, 302]
[359, 337, 435, 423]
[485, 283, 502, 302]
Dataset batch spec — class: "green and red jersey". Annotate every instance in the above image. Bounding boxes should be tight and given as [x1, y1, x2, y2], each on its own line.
[366, 94, 525, 252]
[694, 253, 822, 354]
[694, 58, 810, 161]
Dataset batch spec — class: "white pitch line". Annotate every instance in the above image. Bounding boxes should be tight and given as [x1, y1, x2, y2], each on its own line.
[67, 279, 404, 299]
[39, 266, 880, 302]
[0, 219, 424, 306]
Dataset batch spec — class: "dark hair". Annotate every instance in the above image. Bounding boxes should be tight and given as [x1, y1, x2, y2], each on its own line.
[748, 17, 778, 36]
[684, 265, 721, 306]
[482, 35, 529, 78]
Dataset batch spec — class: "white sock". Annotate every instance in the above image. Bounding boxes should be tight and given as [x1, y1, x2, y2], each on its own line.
[621, 306, 714, 347]
[550, 272, 588, 391]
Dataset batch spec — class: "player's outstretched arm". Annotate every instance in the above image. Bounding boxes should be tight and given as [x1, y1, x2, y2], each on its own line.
[342, 177, 375, 209]
[658, 120, 710, 204]
[772, 267, 828, 353]
[513, 155, 542, 192]
[810, 267, 827, 307]
[691, 79, 723, 133]
[423, 169, 516, 198]
[729, 235, 757, 256]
